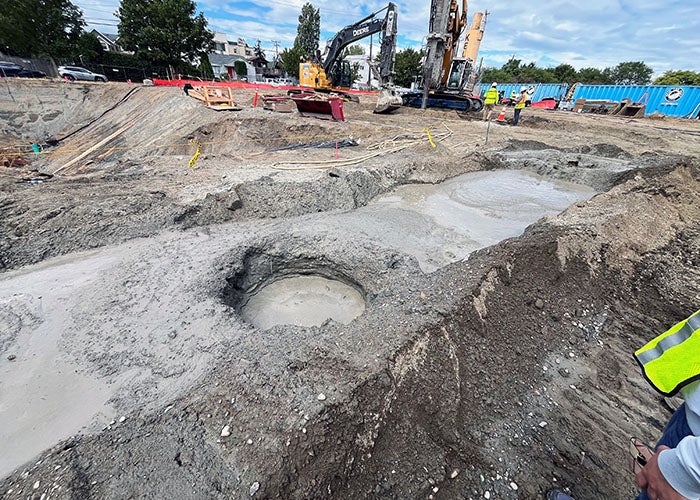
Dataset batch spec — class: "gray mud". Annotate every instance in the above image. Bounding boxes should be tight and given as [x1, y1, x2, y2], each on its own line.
[1, 80, 699, 499]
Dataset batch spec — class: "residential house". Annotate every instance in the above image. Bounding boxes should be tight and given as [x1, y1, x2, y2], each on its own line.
[227, 38, 254, 58]
[212, 33, 229, 55]
[90, 30, 125, 53]
[344, 54, 376, 88]
[207, 53, 255, 81]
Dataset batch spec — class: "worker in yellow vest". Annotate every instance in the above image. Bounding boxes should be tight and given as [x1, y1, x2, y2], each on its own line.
[482, 82, 499, 121]
[634, 309, 700, 500]
[512, 87, 528, 126]
[548, 310, 700, 500]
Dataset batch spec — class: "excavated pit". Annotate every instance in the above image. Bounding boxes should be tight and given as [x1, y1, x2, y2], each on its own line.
[1, 81, 700, 500]
[222, 250, 367, 330]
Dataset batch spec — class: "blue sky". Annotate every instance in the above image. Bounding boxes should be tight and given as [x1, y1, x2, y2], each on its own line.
[73, 0, 700, 76]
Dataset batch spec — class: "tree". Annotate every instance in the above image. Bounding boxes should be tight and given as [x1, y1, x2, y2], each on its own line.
[553, 63, 577, 83]
[610, 61, 653, 85]
[293, 3, 320, 60]
[280, 45, 304, 78]
[394, 48, 423, 88]
[117, 0, 214, 72]
[343, 45, 365, 57]
[254, 39, 266, 60]
[654, 70, 700, 86]
[0, 0, 84, 58]
[74, 31, 105, 63]
[234, 60, 247, 80]
[576, 67, 614, 84]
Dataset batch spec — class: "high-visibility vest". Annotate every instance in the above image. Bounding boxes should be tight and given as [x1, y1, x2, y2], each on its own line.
[635, 310, 700, 396]
[515, 93, 527, 109]
[484, 87, 498, 105]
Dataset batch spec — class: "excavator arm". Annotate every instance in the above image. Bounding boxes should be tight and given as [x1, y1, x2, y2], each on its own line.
[298, 2, 400, 113]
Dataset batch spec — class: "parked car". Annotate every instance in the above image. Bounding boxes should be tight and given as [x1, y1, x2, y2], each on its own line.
[0, 61, 46, 78]
[57, 66, 108, 82]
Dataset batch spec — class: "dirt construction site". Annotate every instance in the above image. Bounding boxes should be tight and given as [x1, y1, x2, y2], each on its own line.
[0, 79, 698, 499]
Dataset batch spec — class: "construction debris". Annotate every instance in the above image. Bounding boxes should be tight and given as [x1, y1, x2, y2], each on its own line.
[290, 94, 345, 121]
[261, 95, 295, 113]
[186, 85, 241, 110]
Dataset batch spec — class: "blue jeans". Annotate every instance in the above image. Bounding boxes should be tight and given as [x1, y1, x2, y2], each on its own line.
[637, 403, 693, 500]
[513, 108, 522, 126]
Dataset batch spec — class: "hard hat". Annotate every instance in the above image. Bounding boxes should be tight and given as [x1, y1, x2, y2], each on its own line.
[520, 86, 527, 92]
[492, 82, 498, 87]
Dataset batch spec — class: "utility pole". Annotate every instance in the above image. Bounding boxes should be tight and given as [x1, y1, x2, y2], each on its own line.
[271, 40, 280, 62]
[367, 34, 372, 86]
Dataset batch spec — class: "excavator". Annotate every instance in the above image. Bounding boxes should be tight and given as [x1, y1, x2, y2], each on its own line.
[298, 3, 403, 113]
[402, 0, 488, 112]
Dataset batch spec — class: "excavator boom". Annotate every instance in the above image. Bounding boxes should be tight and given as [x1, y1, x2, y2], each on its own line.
[299, 3, 402, 113]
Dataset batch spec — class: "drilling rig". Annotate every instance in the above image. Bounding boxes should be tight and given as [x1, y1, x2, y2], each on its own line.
[402, 0, 488, 111]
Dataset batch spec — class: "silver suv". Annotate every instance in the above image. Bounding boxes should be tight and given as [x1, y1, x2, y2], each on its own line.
[58, 66, 108, 82]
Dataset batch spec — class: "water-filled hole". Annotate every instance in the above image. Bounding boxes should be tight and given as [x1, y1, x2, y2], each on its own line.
[240, 274, 365, 330]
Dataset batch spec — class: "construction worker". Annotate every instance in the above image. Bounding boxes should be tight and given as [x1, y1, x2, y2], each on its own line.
[547, 310, 700, 500]
[512, 87, 528, 126]
[509, 90, 517, 105]
[634, 309, 700, 500]
[482, 82, 499, 121]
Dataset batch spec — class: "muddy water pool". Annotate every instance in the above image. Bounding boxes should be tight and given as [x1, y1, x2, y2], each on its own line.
[340, 169, 596, 272]
[240, 170, 595, 330]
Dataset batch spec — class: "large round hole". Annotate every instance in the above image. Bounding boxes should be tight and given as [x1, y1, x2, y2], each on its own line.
[239, 274, 365, 330]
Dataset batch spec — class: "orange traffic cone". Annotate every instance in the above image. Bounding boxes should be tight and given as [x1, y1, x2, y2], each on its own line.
[496, 105, 507, 122]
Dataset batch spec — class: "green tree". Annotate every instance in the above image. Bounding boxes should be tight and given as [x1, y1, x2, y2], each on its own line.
[254, 39, 266, 61]
[481, 68, 512, 84]
[117, 0, 214, 72]
[576, 67, 614, 84]
[518, 62, 556, 83]
[343, 44, 365, 56]
[73, 31, 105, 63]
[0, 0, 84, 58]
[394, 47, 423, 88]
[280, 45, 304, 78]
[293, 3, 320, 60]
[198, 54, 214, 78]
[610, 61, 653, 85]
[654, 70, 700, 86]
[234, 60, 247, 79]
[553, 63, 577, 83]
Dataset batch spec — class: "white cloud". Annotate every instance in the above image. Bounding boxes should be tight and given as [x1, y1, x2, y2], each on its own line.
[73, 0, 700, 73]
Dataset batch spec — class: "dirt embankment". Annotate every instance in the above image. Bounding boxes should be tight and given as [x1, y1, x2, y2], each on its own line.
[0, 80, 699, 499]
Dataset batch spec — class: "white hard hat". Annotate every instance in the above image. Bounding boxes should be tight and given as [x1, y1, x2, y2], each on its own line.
[520, 86, 527, 92]
[492, 82, 498, 87]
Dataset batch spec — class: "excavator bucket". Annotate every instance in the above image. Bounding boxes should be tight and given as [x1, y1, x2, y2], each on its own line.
[374, 88, 403, 114]
[291, 94, 346, 121]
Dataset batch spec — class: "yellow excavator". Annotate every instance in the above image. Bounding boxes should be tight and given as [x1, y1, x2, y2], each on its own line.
[298, 3, 403, 113]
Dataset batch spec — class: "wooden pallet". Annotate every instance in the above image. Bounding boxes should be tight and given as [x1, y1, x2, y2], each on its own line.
[187, 86, 241, 111]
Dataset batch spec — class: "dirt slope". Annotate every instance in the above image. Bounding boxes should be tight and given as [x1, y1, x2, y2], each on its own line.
[0, 80, 699, 499]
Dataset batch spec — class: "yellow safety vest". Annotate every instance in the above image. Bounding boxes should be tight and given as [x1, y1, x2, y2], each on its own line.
[515, 93, 527, 109]
[635, 310, 700, 396]
[484, 88, 499, 105]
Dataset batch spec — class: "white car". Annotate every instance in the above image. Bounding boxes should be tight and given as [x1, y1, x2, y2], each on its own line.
[58, 66, 108, 82]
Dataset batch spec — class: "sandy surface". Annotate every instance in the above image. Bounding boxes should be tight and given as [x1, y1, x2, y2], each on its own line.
[0, 79, 699, 499]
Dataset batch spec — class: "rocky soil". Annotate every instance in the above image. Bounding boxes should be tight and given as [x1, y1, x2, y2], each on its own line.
[0, 79, 699, 499]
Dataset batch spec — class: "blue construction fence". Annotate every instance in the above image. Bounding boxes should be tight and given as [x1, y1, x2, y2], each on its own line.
[571, 85, 700, 119]
[481, 82, 700, 118]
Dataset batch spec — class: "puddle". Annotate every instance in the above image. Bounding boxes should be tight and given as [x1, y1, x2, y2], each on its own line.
[0, 256, 117, 478]
[240, 275, 365, 330]
[328, 170, 596, 272]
